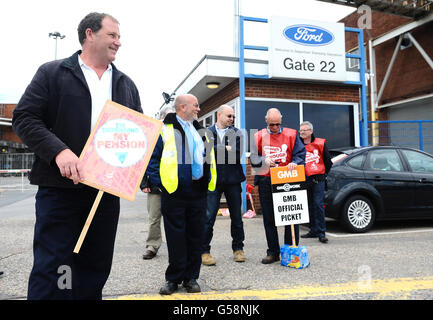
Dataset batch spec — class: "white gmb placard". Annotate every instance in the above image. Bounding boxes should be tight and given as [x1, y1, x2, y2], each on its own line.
[269, 16, 346, 82]
[272, 189, 309, 226]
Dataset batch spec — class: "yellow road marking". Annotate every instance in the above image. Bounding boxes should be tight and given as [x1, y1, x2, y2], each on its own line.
[110, 276, 433, 300]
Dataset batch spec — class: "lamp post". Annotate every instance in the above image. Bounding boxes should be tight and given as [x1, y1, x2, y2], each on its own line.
[48, 31, 66, 60]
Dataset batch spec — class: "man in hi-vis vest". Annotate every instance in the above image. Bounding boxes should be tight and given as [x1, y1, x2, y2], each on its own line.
[146, 94, 217, 295]
[299, 121, 333, 243]
[250, 108, 306, 264]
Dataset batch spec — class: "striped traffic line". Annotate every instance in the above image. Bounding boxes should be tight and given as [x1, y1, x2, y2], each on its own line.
[110, 276, 433, 300]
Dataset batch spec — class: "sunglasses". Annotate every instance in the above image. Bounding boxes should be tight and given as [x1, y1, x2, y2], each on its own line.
[227, 114, 235, 119]
[268, 123, 281, 127]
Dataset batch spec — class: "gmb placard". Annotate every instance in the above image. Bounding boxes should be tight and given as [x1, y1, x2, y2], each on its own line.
[78, 100, 162, 201]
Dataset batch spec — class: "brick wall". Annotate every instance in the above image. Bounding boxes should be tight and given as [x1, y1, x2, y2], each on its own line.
[200, 79, 359, 114]
[340, 11, 412, 51]
[244, 79, 359, 102]
[340, 11, 433, 121]
[199, 79, 359, 213]
[2, 128, 21, 143]
[200, 80, 239, 115]
[374, 22, 433, 105]
[4, 104, 15, 119]
[1, 104, 23, 144]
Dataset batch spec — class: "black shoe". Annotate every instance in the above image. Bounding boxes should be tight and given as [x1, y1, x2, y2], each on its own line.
[182, 279, 201, 293]
[159, 281, 178, 295]
[301, 232, 317, 238]
[142, 250, 157, 260]
[261, 255, 280, 264]
[319, 236, 328, 243]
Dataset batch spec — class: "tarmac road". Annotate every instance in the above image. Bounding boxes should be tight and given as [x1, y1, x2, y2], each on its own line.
[1, 189, 433, 301]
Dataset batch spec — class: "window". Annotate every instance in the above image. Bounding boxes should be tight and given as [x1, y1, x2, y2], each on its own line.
[205, 116, 212, 127]
[198, 113, 214, 128]
[367, 149, 403, 172]
[401, 149, 433, 173]
[303, 103, 355, 149]
[347, 49, 360, 71]
[245, 100, 299, 132]
[198, 102, 237, 128]
[347, 153, 366, 169]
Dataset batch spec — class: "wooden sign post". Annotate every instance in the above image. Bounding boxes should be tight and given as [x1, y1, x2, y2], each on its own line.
[270, 164, 310, 269]
[73, 190, 104, 253]
[73, 101, 163, 253]
[270, 165, 309, 247]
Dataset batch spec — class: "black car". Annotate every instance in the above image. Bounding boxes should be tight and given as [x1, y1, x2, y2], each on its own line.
[324, 146, 433, 233]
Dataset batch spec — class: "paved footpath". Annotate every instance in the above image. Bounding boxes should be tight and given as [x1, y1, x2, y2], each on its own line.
[1, 190, 433, 301]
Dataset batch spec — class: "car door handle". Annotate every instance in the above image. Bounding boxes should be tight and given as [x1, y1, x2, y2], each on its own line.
[374, 175, 382, 180]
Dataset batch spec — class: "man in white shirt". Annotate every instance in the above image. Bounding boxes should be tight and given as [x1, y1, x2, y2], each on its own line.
[13, 12, 142, 300]
[78, 56, 112, 130]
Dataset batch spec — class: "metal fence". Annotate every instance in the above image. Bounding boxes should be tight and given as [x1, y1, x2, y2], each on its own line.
[369, 120, 433, 154]
[0, 153, 35, 191]
[1, 120, 433, 190]
[0, 153, 34, 170]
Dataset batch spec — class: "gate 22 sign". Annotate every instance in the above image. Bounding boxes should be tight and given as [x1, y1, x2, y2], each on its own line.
[269, 16, 346, 82]
[270, 165, 309, 227]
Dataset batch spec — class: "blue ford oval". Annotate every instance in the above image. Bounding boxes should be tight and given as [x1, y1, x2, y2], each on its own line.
[283, 24, 334, 46]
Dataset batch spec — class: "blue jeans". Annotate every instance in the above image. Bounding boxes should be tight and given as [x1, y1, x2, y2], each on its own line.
[306, 177, 326, 237]
[257, 176, 299, 256]
[202, 183, 245, 253]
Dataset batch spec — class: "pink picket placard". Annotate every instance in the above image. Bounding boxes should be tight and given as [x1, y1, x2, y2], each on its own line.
[78, 100, 162, 201]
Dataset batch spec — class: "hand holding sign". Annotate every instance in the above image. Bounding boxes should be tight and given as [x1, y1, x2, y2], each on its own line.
[270, 164, 310, 269]
[270, 165, 309, 247]
[55, 149, 83, 184]
[73, 101, 162, 253]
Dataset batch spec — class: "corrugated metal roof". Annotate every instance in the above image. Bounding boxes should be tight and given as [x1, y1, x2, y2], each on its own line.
[316, 0, 433, 19]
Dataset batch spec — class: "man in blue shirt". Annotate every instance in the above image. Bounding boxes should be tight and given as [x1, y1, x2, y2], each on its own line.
[146, 94, 215, 295]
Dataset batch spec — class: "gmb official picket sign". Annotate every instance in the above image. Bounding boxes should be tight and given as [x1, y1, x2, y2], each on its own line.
[270, 165, 309, 227]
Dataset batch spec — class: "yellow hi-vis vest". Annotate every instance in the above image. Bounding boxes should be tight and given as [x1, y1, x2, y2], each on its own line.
[160, 123, 217, 194]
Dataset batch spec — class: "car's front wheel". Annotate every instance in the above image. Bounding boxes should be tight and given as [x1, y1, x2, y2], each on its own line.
[341, 195, 375, 233]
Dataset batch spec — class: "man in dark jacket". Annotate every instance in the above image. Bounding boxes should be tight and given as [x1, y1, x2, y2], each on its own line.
[12, 12, 142, 300]
[146, 94, 216, 295]
[201, 105, 246, 266]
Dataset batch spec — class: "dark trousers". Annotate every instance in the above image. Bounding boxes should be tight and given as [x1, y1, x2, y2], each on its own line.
[161, 183, 207, 283]
[257, 176, 299, 256]
[306, 178, 326, 237]
[28, 186, 119, 300]
[202, 183, 245, 254]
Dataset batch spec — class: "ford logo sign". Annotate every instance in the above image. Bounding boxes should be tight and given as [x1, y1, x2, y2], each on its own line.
[283, 24, 334, 46]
